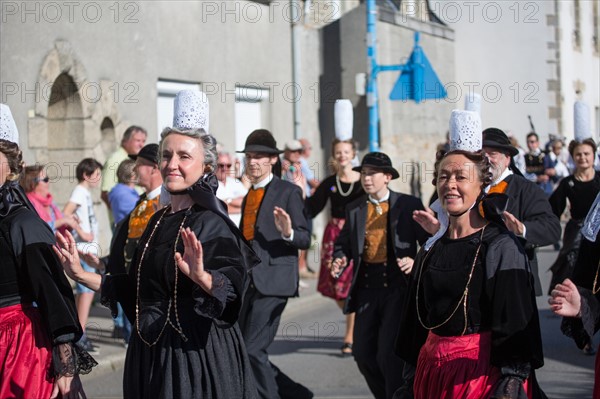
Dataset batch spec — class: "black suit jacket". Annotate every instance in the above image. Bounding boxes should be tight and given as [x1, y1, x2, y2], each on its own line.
[240, 176, 310, 297]
[503, 174, 561, 295]
[333, 190, 429, 313]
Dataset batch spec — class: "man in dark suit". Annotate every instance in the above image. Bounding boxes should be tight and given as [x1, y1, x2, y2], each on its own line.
[331, 152, 429, 399]
[237, 129, 312, 399]
[482, 128, 561, 295]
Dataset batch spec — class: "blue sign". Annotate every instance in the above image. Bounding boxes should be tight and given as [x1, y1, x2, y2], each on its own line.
[389, 37, 447, 103]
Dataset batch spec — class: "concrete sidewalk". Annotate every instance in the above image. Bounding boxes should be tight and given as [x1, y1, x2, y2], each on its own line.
[84, 275, 322, 378]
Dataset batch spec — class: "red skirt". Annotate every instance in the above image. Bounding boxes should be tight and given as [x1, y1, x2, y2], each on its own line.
[317, 219, 354, 300]
[595, 343, 600, 399]
[0, 304, 54, 399]
[414, 331, 531, 399]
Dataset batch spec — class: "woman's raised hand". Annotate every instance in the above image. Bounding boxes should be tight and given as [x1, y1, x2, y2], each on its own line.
[412, 209, 440, 235]
[175, 227, 212, 293]
[53, 230, 84, 281]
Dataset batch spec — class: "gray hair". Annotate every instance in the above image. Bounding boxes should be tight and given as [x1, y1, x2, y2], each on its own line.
[159, 127, 218, 173]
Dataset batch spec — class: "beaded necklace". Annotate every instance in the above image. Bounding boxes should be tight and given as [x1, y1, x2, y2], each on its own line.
[416, 224, 487, 336]
[335, 174, 355, 197]
[135, 205, 192, 346]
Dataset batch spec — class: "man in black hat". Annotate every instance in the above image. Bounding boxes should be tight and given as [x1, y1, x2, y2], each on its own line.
[331, 152, 428, 399]
[236, 129, 312, 399]
[482, 127, 560, 295]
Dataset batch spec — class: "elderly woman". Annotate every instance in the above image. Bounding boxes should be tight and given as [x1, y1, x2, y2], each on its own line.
[1, 138, 95, 399]
[21, 164, 80, 235]
[396, 146, 545, 398]
[56, 126, 259, 398]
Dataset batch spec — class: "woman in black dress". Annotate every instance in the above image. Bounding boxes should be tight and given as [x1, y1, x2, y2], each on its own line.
[548, 138, 600, 294]
[0, 138, 95, 399]
[550, 192, 600, 397]
[396, 149, 545, 398]
[305, 138, 363, 355]
[57, 128, 260, 398]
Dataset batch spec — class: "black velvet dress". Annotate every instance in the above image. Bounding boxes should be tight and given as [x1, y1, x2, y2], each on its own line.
[104, 205, 258, 398]
[396, 223, 545, 397]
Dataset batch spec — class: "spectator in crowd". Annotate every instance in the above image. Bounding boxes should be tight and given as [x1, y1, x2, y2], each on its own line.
[524, 132, 550, 193]
[282, 139, 308, 196]
[216, 151, 247, 227]
[508, 134, 527, 176]
[108, 158, 139, 225]
[21, 164, 81, 235]
[299, 137, 320, 197]
[63, 157, 103, 353]
[101, 125, 146, 211]
[544, 139, 570, 192]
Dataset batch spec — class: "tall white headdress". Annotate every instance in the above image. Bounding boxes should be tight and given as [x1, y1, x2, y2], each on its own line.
[449, 110, 482, 152]
[173, 90, 210, 132]
[425, 109, 483, 251]
[464, 92, 482, 115]
[574, 101, 591, 142]
[0, 104, 19, 144]
[161, 90, 211, 207]
[334, 99, 353, 140]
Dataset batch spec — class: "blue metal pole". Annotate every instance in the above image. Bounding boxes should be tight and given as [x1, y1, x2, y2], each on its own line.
[366, 0, 379, 152]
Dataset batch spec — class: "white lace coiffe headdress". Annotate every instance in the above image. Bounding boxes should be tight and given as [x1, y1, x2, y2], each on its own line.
[574, 101, 591, 142]
[424, 110, 483, 250]
[172, 90, 210, 132]
[160, 90, 211, 207]
[464, 92, 482, 116]
[0, 104, 19, 144]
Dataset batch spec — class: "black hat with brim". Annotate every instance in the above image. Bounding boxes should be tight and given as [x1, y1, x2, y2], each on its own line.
[237, 129, 283, 155]
[129, 143, 159, 165]
[482, 128, 519, 156]
[353, 152, 400, 180]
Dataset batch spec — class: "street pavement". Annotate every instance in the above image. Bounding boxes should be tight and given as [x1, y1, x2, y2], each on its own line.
[80, 246, 595, 398]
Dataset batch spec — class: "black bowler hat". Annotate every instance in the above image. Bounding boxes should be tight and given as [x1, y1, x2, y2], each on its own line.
[129, 143, 159, 165]
[482, 128, 519, 156]
[353, 152, 400, 180]
[237, 129, 283, 155]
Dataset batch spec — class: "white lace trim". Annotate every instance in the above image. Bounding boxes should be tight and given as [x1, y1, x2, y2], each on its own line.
[582, 192, 600, 242]
[0, 104, 19, 144]
[449, 110, 481, 152]
[173, 90, 209, 132]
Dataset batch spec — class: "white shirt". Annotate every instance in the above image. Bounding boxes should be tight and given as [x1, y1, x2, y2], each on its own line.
[69, 184, 99, 255]
[217, 177, 248, 227]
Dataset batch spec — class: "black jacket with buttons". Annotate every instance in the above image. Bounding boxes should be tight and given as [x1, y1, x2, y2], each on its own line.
[333, 190, 429, 314]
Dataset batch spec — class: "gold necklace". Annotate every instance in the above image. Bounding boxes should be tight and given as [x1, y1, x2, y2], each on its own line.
[416, 224, 487, 336]
[592, 258, 600, 295]
[135, 205, 191, 346]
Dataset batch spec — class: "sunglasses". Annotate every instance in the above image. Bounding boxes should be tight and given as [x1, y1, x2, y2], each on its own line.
[35, 177, 50, 183]
[218, 163, 232, 168]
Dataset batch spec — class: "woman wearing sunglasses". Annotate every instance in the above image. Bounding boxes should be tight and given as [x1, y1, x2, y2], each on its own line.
[21, 164, 83, 236]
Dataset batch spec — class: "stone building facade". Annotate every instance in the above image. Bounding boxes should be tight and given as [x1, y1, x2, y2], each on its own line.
[1, 0, 455, 247]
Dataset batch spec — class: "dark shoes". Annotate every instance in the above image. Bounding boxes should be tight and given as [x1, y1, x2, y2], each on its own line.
[341, 342, 353, 357]
[583, 343, 596, 356]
